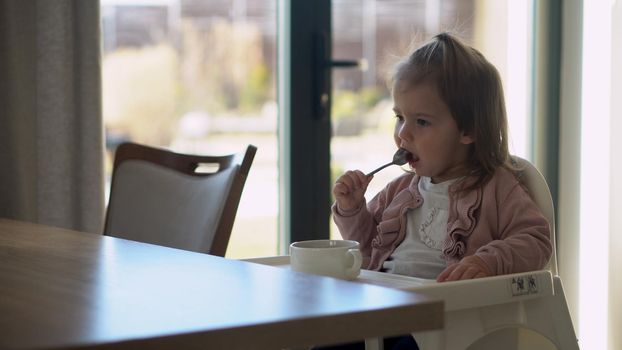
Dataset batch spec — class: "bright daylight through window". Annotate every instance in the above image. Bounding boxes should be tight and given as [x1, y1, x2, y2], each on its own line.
[101, 0, 531, 259]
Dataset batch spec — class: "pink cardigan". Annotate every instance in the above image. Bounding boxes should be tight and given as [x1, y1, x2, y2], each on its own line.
[332, 167, 552, 275]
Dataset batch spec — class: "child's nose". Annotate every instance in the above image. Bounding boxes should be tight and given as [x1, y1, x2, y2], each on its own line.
[397, 123, 412, 141]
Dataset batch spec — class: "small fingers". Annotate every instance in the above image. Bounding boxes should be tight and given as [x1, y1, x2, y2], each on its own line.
[444, 264, 469, 282]
[335, 170, 370, 191]
[456, 266, 483, 280]
[436, 263, 458, 282]
[438, 262, 488, 282]
[349, 170, 370, 189]
[332, 181, 350, 196]
[333, 170, 372, 212]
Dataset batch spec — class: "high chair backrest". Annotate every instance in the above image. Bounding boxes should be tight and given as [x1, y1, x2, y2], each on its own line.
[104, 142, 257, 257]
[512, 156, 558, 275]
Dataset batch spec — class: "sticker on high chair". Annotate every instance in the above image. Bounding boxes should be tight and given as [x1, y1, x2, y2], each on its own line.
[510, 275, 539, 296]
[528, 275, 538, 293]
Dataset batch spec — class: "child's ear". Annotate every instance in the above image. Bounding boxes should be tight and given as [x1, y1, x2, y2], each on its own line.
[460, 130, 475, 145]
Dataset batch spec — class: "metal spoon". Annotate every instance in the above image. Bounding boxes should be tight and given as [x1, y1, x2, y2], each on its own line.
[366, 148, 411, 176]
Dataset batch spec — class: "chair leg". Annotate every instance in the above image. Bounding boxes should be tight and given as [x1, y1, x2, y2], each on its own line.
[411, 276, 579, 350]
[548, 276, 579, 350]
[410, 329, 445, 350]
[364, 337, 383, 350]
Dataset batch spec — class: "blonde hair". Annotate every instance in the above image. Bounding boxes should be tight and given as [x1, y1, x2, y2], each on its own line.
[391, 32, 509, 188]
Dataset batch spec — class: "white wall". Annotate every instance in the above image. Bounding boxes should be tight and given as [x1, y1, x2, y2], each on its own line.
[560, 1, 622, 349]
[558, 0, 583, 337]
[608, 2, 622, 349]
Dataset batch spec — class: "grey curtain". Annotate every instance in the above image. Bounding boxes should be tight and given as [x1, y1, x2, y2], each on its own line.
[0, 0, 104, 233]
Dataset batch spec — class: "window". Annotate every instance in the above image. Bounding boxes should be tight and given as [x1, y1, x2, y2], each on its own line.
[101, 0, 534, 258]
[329, 0, 533, 238]
[101, 0, 278, 258]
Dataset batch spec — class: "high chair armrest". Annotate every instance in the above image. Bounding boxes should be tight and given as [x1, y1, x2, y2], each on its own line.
[243, 256, 554, 312]
[403, 270, 554, 311]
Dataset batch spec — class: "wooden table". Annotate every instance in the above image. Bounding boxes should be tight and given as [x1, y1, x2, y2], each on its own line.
[0, 219, 443, 350]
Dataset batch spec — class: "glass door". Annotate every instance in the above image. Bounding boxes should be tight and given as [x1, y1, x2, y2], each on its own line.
[100, 0, 535, 256]
[329, 0, 534, 238]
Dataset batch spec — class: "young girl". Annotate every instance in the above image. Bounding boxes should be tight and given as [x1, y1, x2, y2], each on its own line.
[333, 32, 552, 285]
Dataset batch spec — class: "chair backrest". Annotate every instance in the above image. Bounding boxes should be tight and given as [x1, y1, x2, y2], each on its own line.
[103, 142, 257, 256]
[512, 156, 558, 275]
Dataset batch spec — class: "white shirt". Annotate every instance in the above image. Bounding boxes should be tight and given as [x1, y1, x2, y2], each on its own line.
[382, 176, 456, 279]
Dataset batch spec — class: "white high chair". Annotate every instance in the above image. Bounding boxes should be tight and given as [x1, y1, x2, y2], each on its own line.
[364, 156, 579, 350]
[246, 157, 579, 350]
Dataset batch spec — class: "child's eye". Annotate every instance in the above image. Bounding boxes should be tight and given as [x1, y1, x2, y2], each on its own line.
[416, 118, 430, 126]
[394, 114, 404, 121]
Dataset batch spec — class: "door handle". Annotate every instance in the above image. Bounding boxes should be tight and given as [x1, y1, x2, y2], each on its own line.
[313, 32, 366, 121]
[326, 59, 367, 69]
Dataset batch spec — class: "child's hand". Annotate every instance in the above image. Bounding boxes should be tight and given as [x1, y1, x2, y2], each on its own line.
[436, 255, 492, 282]
[333, 170, 372, 212]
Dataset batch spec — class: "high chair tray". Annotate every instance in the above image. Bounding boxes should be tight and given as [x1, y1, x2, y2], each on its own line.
[243, 255, 554, 312]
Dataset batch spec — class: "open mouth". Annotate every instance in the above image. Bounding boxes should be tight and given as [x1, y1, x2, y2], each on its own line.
[398, 147, 418, 167]
[408, 154, 419, 167]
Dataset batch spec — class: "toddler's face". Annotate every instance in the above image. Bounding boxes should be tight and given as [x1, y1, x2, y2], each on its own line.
[392, 82, 473, 183]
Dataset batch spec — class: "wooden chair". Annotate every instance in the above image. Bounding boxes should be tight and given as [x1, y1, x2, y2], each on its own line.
[103, 142, 257, 256]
